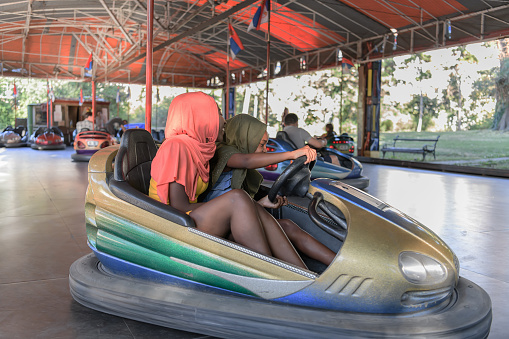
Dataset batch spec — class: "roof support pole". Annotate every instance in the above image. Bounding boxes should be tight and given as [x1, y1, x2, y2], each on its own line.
[145, 0, 154, 133]
[265, 0, 271, 125]
[481, 13, 485, 39]
[92, 80, 96, 130]
[46, 80, 49, 128]
[226, 18, 230, 120]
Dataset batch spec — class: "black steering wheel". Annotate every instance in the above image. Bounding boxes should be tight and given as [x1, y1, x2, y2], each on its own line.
[268, 156, 313, 203]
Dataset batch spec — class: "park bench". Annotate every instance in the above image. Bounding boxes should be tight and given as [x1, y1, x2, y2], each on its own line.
[381, 135, 440, 161]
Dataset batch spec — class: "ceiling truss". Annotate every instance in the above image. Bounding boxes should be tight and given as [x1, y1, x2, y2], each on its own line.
[0, 0, 507, 88]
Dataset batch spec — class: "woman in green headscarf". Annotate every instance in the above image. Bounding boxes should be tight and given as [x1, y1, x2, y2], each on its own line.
[204, 114, 336, 266]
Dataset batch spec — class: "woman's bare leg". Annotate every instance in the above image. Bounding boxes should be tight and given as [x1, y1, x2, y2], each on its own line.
[190, 189, 271, 256]
[278, 219, 336, 266]
[254, 203, 307, 269]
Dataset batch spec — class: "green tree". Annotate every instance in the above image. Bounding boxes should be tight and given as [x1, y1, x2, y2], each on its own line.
[494, 38, 509, 130]
[152, 96, 173, 129]
[380, 58, 398, 132]
[0, 78, 49, 129]
[401, 53, 432, 132]
[469, 66, 498, 129]
[403, 94, 441, 131]
[442, 46, 478, 130]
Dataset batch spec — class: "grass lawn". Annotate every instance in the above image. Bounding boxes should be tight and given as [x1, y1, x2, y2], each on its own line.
[379, 130, 509, 169]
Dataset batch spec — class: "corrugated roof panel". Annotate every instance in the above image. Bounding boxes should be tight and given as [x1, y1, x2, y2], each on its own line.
[339, 0, 468, 29]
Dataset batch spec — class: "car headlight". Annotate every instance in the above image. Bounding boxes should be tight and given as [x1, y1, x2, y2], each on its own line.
[399, 251, 447, 284]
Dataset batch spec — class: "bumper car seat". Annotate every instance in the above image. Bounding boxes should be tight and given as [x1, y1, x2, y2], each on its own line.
[110, 129, 194, 227]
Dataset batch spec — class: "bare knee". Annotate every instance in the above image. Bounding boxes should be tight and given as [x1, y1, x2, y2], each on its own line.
[278, 219, 301, 238]
[227, 188, 252, 202]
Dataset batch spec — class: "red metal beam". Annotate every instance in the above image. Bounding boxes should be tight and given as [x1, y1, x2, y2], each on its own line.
[145, 0, 154, 132]
[92, 80, 96, 130]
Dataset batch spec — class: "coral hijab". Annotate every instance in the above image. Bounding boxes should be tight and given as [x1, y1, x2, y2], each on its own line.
[151, 92, 219, 203]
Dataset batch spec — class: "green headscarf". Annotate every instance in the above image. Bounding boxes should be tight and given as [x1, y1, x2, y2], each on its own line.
[210, 114, 266, 197]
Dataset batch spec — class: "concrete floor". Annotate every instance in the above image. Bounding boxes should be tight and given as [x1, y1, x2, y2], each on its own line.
[0, 146, 507, 338]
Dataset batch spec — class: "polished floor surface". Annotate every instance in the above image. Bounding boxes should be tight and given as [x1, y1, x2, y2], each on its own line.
[0, 146, 507, 338]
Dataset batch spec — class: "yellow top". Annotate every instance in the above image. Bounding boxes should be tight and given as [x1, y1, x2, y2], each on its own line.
[149, 176, 208, 204]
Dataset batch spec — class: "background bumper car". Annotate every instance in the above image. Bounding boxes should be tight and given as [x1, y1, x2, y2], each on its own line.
[69, 129, 491, 338]
[30, 127, 66, 150]
[28, 127, 44, 146]
[0, 126, 28, 148]
[328, 133, 355, 154]
[258, 132, 369, 190]
[71, 130, 117, 162]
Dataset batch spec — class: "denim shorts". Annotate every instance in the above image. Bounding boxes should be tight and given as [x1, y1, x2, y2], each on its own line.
[203, 171, 233, 202]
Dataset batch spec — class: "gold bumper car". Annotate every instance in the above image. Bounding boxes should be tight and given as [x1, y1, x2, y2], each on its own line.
[69, 129, 491, 338]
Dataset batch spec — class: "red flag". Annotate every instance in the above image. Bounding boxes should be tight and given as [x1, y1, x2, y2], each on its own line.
[248, 0, 269, 32]
[85, 53, 93, 71]
[228, 23, 244, 60]
[13, 82, 17, 97]
[342, 58, 355, 74]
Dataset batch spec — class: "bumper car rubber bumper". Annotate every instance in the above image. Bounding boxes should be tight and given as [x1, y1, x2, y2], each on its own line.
[71, 152, 93, 162]
[2, 142, 27, 148]
[31, 143, 66, 150]
[70, 253, 492, 339]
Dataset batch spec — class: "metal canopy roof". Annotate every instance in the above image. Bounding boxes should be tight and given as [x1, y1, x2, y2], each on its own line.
[1, 0, 508, 88]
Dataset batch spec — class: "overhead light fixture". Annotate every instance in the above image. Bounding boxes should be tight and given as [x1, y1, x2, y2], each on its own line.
[337, 49, 343, 61]
[446, 19, 452, 39]
[275, 61, 281, 75]
[300, 56, 307, 70]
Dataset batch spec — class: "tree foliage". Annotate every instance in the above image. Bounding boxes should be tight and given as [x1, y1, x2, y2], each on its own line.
[493, 39, 509, 130]
[403, 94, 441, 130]
[442, 46, 478, 130]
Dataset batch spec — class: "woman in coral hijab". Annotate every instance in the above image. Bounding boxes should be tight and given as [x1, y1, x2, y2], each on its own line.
[149, 92, 306, 269]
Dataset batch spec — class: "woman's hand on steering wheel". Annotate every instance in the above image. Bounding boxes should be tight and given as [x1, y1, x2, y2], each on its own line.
[258, 195, 288, 209]
[291, 145, 316, 164]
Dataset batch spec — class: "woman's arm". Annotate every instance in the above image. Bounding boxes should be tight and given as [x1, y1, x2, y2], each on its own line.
[169, 182, 203, 212]
[227, 146, 316, 169]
